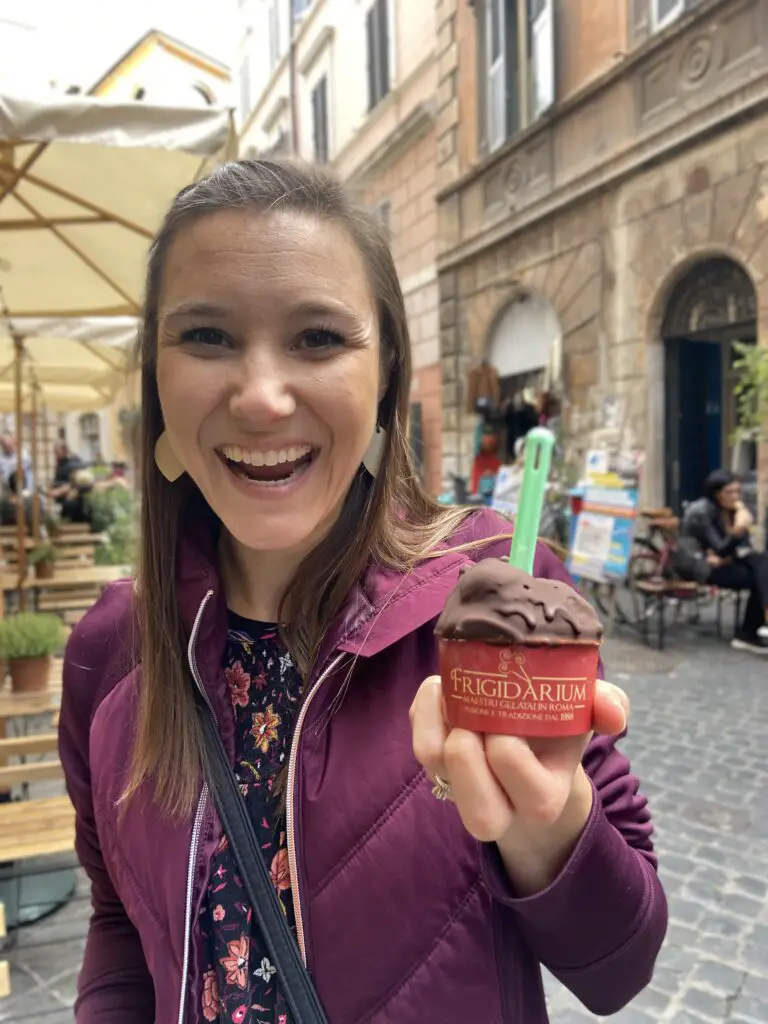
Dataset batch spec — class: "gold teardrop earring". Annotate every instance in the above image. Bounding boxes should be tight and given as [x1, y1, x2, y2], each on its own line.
[362, 422, 386, 477]
[154, 431, 184, 482]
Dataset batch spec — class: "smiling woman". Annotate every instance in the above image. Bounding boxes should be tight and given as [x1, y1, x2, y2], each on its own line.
[58, 160, 667, 1024]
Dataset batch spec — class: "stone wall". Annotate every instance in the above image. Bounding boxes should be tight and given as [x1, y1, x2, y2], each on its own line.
[354, 122, 442, 489]
[438, 109, 768, 514]
[437, 0, 768, 520]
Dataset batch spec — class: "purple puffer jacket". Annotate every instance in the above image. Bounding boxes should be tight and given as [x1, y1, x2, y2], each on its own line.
[59, 507, 667, 1024]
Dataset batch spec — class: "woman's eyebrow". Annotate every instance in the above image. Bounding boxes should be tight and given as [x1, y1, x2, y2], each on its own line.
[161, 301, 231, 322]
[289, 299, 364, 322]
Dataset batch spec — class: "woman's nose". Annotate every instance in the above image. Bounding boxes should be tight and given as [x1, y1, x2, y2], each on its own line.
[227, 350, 297, 423]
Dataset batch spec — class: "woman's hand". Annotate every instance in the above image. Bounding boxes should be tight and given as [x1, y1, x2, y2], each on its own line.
[733, 503, 753, 533]
[410, 677, 629, 895]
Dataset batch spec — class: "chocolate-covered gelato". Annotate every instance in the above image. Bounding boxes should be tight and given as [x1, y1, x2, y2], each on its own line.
[435, 558, 603, 646]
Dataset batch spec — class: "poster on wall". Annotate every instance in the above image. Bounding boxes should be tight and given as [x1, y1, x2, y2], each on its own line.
[567, 486, 639, 583]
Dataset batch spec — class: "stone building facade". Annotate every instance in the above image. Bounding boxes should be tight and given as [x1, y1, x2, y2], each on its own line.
[238, 0, 444, 493]
[436, 0, 768, 520]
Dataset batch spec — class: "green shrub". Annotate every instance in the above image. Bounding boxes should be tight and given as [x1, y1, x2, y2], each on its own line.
[0, 613, 68, 660]
[86, 485, 136, 567]
[28, 540, 58, 566]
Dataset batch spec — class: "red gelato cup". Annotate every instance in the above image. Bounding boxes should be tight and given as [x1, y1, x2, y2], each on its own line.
[439, 638, 600, 738]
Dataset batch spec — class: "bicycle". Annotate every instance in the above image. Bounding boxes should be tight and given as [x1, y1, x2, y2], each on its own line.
[591, 509, 700, 631]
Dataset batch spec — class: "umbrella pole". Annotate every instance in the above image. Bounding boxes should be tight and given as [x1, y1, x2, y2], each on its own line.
[13, 332, 26, 610]
[42, 401, 51, 490]
[31, 380, 40, 542]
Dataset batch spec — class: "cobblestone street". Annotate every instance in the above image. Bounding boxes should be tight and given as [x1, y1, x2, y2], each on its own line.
[1, 628, 767, 1022]
[545, 627, 768, 1023]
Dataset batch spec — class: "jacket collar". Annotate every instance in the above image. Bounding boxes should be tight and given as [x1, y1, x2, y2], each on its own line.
[174, 499, 476, 665]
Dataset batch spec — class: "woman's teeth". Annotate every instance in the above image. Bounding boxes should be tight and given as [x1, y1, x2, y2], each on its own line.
[219, 443, 314, 486]
[220, 444, 313, 467]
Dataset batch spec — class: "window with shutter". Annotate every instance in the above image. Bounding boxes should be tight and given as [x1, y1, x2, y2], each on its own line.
[239, 57, 251, 121]
[530, 0, 554, 118]
[651, 0, 684, 30]
[268, 0, 280, 69]
[311, 76, 329, 164]
[366, 0, 391, 111]
[486, 0, 505, 150]
[482, 0, 554, 152]
[374, 199, 391, 237]
[376, 0, 390, 102]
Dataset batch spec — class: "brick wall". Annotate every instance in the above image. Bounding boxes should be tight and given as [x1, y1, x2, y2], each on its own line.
[555, 0, 628, 101]
[411, 363, 443, 494]
[356, 125, 442, 491]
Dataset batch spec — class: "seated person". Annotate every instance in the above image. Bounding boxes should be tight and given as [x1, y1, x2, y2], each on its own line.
[49, 442, 84, 502]
[0, 471, 41, 530]
[59, 469, 95, 525]
[681, 469, 768, 655]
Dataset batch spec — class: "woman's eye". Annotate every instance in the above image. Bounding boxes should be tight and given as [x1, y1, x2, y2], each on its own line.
[300, 329, 345, 352]
[180, 327, 230, 348]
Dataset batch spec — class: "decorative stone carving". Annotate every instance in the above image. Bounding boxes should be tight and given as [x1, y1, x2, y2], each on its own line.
[661, 257, 756, 337]
[681, 35, 714, 86]
[635, 0, 765, 127]
[482, 132, 553, 213]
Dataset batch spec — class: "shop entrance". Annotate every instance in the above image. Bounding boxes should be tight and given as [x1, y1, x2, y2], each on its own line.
[662, 258, 756, 512]
[485, 292, 562, 463]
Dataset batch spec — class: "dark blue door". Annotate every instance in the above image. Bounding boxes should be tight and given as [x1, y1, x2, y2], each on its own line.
[668, 339, 722, 510]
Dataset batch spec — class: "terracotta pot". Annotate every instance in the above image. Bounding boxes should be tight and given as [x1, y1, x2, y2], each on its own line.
[8, 654, 51, 694]
[34, 560, 55, 580]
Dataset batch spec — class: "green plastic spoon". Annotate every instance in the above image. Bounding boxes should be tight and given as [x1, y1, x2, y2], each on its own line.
[508, 427, 555, 575]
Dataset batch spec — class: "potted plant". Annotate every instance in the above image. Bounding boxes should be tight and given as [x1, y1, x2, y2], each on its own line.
[0, 613, 68, 693]
[28, 539, 58, 580]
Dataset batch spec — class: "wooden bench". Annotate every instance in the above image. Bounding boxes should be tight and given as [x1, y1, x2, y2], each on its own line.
[0, 734, 75, 1001]
[634, 578, 702, 650]
[37, 588, 101, 610]
[54, 523, 92, 535]
[4, 548, 97, 571]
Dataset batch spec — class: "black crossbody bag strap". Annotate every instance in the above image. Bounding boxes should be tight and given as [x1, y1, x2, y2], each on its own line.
[197, 701, 329, 1024]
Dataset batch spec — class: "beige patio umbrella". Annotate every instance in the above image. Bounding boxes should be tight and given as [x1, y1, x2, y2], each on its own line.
[0, 318, 138, 603]
[0, 317, 135, 409]
[0, 90, 234, 595]
[0, 90, 234, 316]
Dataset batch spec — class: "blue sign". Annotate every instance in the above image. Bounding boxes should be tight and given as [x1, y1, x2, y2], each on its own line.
[566, 487, 639, 583]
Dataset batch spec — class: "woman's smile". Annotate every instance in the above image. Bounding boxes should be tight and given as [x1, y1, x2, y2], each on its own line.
[215, 442, 319, 494]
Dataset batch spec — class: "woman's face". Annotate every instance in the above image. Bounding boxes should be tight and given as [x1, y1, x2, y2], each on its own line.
[716, 481, 741, 511]
[156, 209, 382, 556]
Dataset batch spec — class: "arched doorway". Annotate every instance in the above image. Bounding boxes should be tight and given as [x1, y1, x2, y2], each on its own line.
[662, 257, 756, 511]
[486, 292, 562, 461]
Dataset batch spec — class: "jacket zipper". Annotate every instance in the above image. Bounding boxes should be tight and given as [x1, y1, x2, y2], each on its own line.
[286, 651, 346, 964]
[177, 589, 216, 1024]
[177, 588, 345, 1016]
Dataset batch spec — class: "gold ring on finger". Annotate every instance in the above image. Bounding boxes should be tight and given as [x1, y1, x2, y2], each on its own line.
[431, 774, 452, 801]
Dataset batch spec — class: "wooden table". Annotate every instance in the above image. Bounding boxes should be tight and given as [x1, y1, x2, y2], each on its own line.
[1, 565, 130, 592]
[52, 532, 107, 547]
[0, 533, 107, 550]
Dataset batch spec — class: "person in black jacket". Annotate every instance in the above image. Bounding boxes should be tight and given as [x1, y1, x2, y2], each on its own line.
[681, 469, 768, 654]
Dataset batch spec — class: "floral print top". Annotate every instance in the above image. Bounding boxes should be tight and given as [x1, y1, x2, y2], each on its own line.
[200, 612, 301, 1024]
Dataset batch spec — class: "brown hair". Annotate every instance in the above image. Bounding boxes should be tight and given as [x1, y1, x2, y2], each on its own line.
[129, 159, 481, 819]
